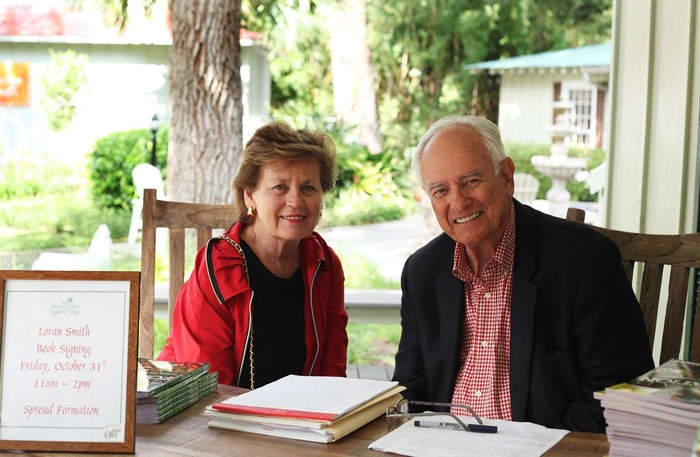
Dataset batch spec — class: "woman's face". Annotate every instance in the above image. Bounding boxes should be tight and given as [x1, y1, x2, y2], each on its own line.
[244, 158, 324, 243]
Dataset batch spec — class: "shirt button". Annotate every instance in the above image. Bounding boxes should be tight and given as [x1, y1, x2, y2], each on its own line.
[481, 340, 488, 348]
[474, 391, 482, 398]
[484, 292, 491, 299]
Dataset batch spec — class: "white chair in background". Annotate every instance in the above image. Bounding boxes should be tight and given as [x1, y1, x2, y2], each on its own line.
[32, 224, 113, 271]
[513, 172, 540, 205]
[128, 163, 166, 245]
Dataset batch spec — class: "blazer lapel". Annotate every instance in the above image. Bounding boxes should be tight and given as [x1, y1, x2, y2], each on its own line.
[510, 202, 538, 421]
[436, 265, 463, 387]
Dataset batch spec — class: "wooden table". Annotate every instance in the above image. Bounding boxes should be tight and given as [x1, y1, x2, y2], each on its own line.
[1, 385, 609, 456]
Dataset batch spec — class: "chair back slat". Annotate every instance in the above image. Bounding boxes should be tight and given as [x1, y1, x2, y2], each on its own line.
[638, 262, 663, 348]
[566, 207, 700, 363]
[690, 294, 700, 361]
[660, 266, 691, 362]
[139, 189, 237, 359]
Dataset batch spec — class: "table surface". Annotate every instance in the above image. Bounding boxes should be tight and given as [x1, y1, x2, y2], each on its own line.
[1, 385, 610, 456]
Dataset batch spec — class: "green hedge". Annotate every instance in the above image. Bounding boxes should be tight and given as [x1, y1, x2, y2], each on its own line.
[87, 127, 168, 210]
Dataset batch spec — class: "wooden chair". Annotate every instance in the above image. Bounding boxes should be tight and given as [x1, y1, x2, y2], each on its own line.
[565, 207, 700, 363]
[139, 188, 237, 359]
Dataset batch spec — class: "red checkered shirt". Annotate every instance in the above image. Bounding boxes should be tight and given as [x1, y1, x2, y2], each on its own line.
[450, 205, 515, 421]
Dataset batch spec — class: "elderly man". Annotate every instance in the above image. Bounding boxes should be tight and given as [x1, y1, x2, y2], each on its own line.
[392, 114, 653, 432]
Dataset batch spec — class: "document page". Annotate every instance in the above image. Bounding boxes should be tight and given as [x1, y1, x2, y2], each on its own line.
[212, 375, 399, 420]
[369, 415, 568, 457]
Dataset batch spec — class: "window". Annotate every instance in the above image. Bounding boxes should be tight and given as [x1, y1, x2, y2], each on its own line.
[561, 81, 598, 148]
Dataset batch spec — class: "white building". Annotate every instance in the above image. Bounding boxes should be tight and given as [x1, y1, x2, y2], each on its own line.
[465, 43, 610, 149]
[0, 3, 270, 165]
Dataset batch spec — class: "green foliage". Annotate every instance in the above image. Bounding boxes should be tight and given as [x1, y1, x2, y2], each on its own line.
[324, 191, 413, 227]
[367, 0, 613, 144]
[40, 49, 89, 131]
[268, 24, 334, 123]
[506, 143, 606, 202]
[319, 124, 416, 227]
[87, 127, 168, 210]
[335, 249, 399, 290]
[0, 195, 131, 252]
[346, 323, 400, 366]
[333, 138, 411, 201]
[153, 319, 169, 359]
[0, 152, 76, 200]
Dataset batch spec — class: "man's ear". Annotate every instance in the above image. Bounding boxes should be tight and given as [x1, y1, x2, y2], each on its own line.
[500, 157, 516, 189]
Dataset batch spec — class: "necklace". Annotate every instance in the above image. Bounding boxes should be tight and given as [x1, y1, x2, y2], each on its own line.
[217, 234, 256, 389]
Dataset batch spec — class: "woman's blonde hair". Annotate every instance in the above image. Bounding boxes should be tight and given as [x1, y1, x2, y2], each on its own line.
[233, 121, 338, 224]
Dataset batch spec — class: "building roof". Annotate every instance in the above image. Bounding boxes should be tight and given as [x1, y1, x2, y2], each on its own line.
[464, 42, 610, 75]
[0, 4, 262, 46]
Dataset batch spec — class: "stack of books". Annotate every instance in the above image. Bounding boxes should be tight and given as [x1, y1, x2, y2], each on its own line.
[595, 359, 700, 457]
[136, 358, 218, 424]
[204, 374, 405, 443]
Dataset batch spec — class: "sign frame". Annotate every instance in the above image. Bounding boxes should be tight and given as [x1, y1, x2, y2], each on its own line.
[0, 270, 139, 453]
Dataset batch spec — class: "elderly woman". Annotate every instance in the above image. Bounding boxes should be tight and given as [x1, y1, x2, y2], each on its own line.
[158, 121, 348, 388]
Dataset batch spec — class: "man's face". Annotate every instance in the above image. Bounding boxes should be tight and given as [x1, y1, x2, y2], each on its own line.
[420, 126, 515, 251]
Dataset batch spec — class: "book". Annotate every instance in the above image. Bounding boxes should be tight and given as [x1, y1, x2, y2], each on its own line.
[136, 358, 217, 424]
[205, 375, 405, 443]
[137, 358, 211, 398]
[595, 359, 700, 457]
[137, 371, 219, 424]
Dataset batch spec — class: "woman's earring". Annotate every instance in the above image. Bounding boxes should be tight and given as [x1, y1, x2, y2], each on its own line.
[247, 207, 254, 218]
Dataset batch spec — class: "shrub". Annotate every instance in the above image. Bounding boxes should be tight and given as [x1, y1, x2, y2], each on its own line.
[323, 190, 414, 227]
[0, 152, 76, 200]
[87, 127, 168, 210]
[322, 124, 415, 226]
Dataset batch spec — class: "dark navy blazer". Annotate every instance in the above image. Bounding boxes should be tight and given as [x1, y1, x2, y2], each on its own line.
[392, 199, 654, 432]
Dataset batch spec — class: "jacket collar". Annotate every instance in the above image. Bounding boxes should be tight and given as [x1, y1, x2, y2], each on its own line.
[213, 222, 328, 303]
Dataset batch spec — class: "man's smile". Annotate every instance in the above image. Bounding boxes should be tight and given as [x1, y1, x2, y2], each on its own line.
[455, 211, 482, 224]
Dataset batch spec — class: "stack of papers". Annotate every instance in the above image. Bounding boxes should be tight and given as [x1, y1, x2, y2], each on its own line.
[205, 374, 405, 442]
[369, 415, 568, 457]
[595, 359, 700, 457]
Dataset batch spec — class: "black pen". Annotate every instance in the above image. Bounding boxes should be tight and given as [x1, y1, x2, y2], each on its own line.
[414, 420, 498, 433]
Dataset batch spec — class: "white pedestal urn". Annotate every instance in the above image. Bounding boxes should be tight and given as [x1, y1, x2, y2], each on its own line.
[530, 101, 587, 217]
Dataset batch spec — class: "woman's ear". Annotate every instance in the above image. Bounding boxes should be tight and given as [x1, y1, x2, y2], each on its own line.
[243, 188, 254, 208]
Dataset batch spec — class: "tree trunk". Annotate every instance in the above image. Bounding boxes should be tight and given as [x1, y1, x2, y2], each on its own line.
[327, 0, 382, 153]
[167, 0, 243, 204]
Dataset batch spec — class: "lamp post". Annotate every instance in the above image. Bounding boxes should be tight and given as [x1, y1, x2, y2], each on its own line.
[150, 114, 160, 166]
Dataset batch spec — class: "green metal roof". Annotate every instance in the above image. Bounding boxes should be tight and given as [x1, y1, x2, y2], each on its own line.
[464, 42, 610, 73]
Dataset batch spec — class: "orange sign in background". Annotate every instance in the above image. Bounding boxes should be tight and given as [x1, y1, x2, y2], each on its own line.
[0, 62, 30, 107]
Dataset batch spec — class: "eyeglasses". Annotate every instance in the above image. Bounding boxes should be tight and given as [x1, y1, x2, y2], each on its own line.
[385, 398, 498, 433]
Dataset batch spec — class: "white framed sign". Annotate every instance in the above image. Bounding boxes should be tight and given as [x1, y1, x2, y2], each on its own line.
[0, 270, 139, 453]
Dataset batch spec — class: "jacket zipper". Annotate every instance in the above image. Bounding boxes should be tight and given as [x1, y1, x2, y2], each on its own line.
[237, 290, 254, 386]
[307, 260, 322, 374]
